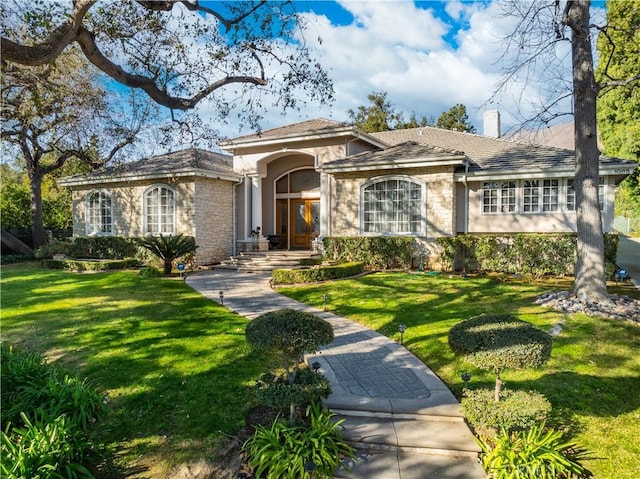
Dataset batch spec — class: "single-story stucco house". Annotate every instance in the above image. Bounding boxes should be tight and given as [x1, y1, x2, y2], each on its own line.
[59, 113, 637, 267]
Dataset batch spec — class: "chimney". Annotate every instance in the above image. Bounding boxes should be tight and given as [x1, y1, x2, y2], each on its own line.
[483, 110, 501, 138]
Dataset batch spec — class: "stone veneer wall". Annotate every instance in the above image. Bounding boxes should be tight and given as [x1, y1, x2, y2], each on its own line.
[329, 167, 456, 270]
[193, 177, 234, 264]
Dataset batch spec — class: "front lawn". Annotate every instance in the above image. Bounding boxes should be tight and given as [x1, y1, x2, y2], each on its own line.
[1, 263, 270, 477]
[278, 272, 640, 479]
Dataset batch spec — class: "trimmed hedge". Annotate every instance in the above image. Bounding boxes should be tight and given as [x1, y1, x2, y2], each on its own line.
[35, 237, 140, 260]
[271, 262, 364, 285]
[42, 258, 140, 272]
[436, 233, 619, 277]
[323, 237, 414, 270]
[449, 314, 552, 372]
[462, 388, 552, 432]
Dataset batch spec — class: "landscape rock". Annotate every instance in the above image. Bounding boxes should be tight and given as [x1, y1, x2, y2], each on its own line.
[535, 291, 640, 324]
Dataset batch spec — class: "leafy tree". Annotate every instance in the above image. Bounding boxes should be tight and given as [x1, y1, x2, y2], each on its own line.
[595, 0, 640, 216]
[436, 103, 476, 133]
[0, 0, 333, 135]
[497, 0, 640, 301]
[1, 48, 151, 247]
[347, 91, 404, 133]
[138, 234, 197, 275]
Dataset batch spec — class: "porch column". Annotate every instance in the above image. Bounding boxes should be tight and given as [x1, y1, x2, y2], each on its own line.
[250, 174, 263, 235]
[244, 176, 252, 240]
[320, 172, 330, 237]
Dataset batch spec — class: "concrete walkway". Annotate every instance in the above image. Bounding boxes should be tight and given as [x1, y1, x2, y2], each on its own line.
[617, 236, 640, 290]
[186, 270, 485, 479]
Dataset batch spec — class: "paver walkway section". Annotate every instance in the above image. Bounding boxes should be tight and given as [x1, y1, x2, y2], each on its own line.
[186, 270, 485, 479]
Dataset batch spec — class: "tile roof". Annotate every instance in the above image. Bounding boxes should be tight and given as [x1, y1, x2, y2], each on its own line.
[370, 127, 586, 173]
[59, 148, 235, 185]
[222, 118, 350, 143]
[321, 141, 465, 172]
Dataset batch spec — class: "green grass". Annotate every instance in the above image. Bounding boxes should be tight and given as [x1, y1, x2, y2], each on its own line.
[1, 263, 271, 477]
[277, 272, 640, 479]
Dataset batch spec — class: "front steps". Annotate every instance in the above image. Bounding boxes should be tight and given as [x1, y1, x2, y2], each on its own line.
[333, 407, 485, 478]
[215, 250, 320, 273]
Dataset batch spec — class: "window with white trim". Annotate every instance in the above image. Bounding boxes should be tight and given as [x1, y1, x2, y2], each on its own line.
[86, 190, 112, 235]
[566, 178, 605, 212]
[523, 180, 540, 212]
[482, 182, 516, 213]
[145, 185, 175, 234]
[542, 179, 559, 212]
[362, 178, 424, 234]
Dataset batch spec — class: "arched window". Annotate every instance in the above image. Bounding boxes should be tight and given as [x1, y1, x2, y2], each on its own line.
[362, 178, 424, 234]
[144, 185, 175, 234]
[86, 190, 112, 235]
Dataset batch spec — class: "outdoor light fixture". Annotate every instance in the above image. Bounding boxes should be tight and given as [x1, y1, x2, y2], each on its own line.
[304, 461, 316, 473]
[399, 324, 406, 345]
[461, 372, 472, 387]
[323, 293, 329, 311]
[312, 361, 321, 372]
[219, 291, 224, 305]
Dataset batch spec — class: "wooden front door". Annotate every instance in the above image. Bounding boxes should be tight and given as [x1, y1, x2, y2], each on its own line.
[291, 199, 320, 249]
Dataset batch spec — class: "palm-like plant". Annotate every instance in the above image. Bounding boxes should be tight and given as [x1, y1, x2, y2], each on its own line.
[138, 234, 197, 275]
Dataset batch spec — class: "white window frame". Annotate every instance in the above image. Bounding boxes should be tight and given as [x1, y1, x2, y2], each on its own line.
[360, 176, 425, 235]
[144, 184, 176, 235]
[482, 181, 516, 214]
[85, 189, 113, 235]
[522, 180, 541, 213]
[542, 179, 559, 212]
[566, 178, 605, 212]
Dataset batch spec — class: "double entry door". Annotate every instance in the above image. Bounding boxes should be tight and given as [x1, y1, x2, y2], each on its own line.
[276, 199, 320, 249]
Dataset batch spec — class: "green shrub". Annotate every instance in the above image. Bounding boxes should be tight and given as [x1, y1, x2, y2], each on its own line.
[34, 240, 73, 259]
[67, 237, 139, 259]
[299, 257, 324, 266]
[0, 345, 103, 478]
[436, 233, 619, 277]
[479, 422, 592, 478]
[42, 258, 140, 272]
[449, 315, 552, 401]
[462, 388, 552, 433]
[246, 309, 334, 422]
[254, 368, 332, 413]
[243, 401, 355, 479]
[323, 236, 414, 270]
[271, 262, 364, 285]
[138, 234, 197, 275]
[0, 253, 36, 264]
[138, 266, 162, 278]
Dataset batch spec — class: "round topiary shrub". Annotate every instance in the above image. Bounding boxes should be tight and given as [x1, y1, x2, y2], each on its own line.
[462, 388, 552, 433]
[254, 368, 332, 413]
[246, 309, 334, 423]
[449, 314, 552, 401]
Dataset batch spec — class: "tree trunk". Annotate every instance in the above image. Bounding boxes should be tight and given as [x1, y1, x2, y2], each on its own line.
[0, 229, 34, 254]
[163, 258, 172, 275]
[28, 171, 47, 248]
[567, 0, 608, 302]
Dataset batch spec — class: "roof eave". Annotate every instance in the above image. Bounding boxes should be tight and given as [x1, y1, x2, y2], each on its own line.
[320, 156, 466, 173]
[58, 168, 241, 187]
[220, 127, 389, 151]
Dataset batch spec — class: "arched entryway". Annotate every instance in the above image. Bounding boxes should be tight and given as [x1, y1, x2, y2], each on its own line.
[274, 168, 320, 249]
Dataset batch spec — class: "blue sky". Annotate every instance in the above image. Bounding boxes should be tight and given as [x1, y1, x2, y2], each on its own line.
[184, 1, 605, 146]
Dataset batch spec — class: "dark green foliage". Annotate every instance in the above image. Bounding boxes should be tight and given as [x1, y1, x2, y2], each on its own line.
[0, 345, 103, 478]
[0, 253, 36, 264]
[323, 236, 414, 269]
[462, 389, 552, 432]
[138, 234, 197, 274]
[254, 369, 332, 413]
[246, 309, 334, 422]
[35, 237, 140, 260]
[436, 233, 619, 277]
[299, 257, 323, 266]
[42, 258, 140, 272]
[449, 315, 552, 371]
[246, 309, 334, 367]
[271, 262, 364, 285]
[138, 266, 162, 278]
[479, 422, 592, 478]
[243, 401, 356, 479]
